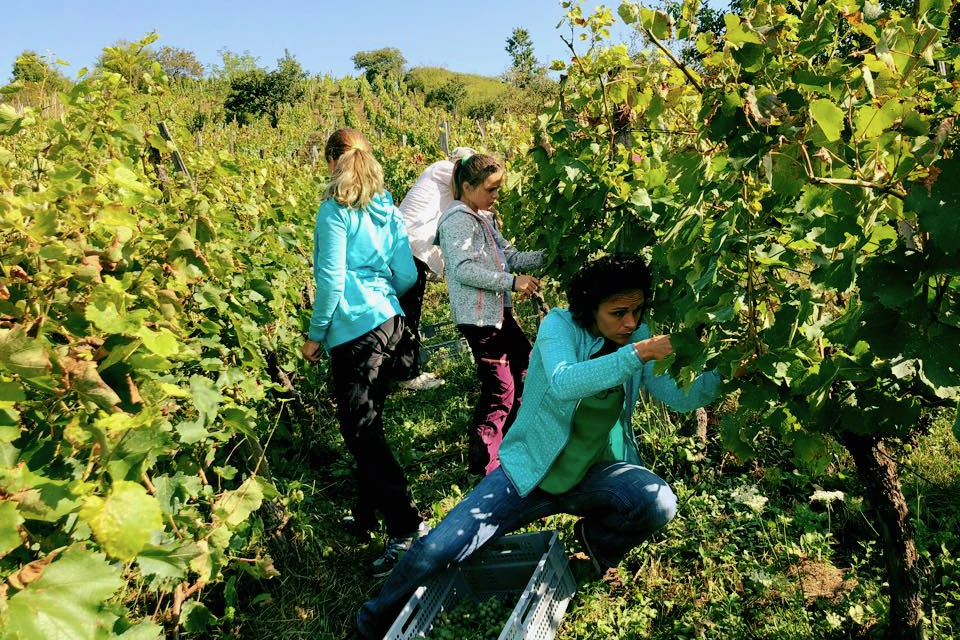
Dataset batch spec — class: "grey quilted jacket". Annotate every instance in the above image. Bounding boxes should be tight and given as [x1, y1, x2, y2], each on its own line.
[436, 202, 544, 328]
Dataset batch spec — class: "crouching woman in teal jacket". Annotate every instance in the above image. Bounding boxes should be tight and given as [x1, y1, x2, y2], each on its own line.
[354, 253, 723, 638]
[302, 128, 428, 578]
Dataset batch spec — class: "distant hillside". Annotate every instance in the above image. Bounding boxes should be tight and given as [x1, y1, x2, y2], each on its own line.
[405, 66, 522, 119]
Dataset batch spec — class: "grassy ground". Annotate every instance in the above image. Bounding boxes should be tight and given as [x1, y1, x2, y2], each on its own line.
[227, 282, 960, 640]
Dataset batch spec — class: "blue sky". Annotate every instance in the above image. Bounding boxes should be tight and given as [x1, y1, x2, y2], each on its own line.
[2, 1, 730, 82]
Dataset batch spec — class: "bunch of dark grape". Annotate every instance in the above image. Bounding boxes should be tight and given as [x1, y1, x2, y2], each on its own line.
[426, 595, 513, 640]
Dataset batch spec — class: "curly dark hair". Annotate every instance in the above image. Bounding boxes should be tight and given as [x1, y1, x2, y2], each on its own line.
[567, 253, 653, 329]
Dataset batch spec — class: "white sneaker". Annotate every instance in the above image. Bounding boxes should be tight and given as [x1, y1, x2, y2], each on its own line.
[396, 372, 445, 391]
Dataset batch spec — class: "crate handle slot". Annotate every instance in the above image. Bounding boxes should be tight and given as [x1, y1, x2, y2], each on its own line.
[399, 602, 422, 635]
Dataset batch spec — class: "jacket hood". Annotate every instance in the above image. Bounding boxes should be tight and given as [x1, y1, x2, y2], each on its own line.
[363, 191, 395, 225]
[437, 200, 475, 229]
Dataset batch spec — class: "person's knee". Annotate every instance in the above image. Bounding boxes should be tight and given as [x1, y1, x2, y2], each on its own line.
[404, 535, 461, 578]
[651, 485, 677, 528]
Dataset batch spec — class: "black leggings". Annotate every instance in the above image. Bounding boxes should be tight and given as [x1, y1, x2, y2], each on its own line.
[329, 315, 422, 537]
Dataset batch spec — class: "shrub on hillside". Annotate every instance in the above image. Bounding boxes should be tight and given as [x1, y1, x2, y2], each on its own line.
[224, 52, 306, 127]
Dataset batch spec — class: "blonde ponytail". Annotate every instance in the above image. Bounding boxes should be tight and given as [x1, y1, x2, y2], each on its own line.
[323, 128, 385, 208]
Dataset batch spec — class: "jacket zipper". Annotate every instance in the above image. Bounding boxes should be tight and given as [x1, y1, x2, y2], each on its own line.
[462, 208, 505, 325]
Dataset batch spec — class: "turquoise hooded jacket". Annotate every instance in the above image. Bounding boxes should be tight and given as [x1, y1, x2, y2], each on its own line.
[308, 191, 417, 349]
[498, 308, 722, 497]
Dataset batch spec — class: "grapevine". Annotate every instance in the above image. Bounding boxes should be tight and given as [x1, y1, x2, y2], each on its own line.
[503, 2, 959, 637]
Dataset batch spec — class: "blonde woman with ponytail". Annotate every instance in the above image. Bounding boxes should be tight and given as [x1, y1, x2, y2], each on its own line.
[302, 128, 428, 577]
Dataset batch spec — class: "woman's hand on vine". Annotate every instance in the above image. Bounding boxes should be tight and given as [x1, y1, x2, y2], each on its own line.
[513, 275, 540, 296]
[633, 335, 672, 362]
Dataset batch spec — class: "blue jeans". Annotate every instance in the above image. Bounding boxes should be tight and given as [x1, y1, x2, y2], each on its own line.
[356, 461, 677, 638]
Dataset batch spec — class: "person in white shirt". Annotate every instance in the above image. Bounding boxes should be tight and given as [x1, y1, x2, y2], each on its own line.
[393, 147, 476, 391]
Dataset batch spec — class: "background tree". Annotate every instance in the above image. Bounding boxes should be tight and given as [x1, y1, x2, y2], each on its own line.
[503, 28, 559, 112]
[223, 50, 306, 127]
[466, 99, 499, 120]
[426, 77, 467, 113]
[154, 45, 204, 80]
[9, 50, 70, 91]
[352, 47, 406, 84]
[504, 27, 542, 88]
[210, 48, 261, 80]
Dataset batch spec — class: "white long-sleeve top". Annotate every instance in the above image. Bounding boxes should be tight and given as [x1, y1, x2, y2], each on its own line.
[398, 159, 456, 277]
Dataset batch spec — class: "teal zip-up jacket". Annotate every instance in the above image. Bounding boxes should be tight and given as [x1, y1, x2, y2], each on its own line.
[498, 308, 722, 497]
[308, 191, 417, 349]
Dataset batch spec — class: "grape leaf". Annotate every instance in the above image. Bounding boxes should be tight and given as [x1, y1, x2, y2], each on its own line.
[84, 298, 151, 335]
[3, 546, 122, 640]
[0, 328, 52, 378]
[114, 621, 165, 640]
[213, 476, 264, 529]
[180, 600, 216, 633]
[189, 374, 223, 425]
[809, 99, 845, 142]
[0, 499, 24, 557]
[79, 481, 163, 561]
[136, 542, 200, 579]
[136, 326, 181, 357]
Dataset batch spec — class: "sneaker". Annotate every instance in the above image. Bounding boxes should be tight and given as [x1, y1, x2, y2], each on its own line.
[573, 519, 604, 577]
[370, 522, 430, 578]
[396, 372, 445, 391]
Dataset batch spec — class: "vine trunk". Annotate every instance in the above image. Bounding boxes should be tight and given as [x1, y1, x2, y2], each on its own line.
[840, 432, 924, 640]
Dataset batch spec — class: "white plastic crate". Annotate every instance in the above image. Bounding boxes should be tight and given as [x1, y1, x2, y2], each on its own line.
[384, 530, 576, 640]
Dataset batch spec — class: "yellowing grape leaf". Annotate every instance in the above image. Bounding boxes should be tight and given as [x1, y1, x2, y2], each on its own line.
[79, 481, 163, 561]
